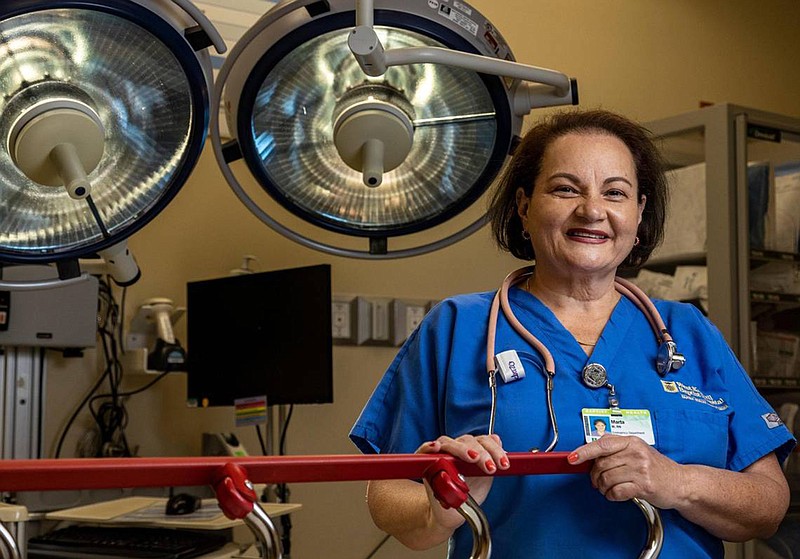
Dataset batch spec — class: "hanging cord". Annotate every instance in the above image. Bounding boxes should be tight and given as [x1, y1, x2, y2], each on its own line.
[364, 534, 391, 559]
[86, 367, 174, 458]
[53, 276, 123, 457]
[277, 405, 294, 557]
[87, 277, 131, 456]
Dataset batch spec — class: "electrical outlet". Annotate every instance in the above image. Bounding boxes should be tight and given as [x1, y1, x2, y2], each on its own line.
[331, 297, 354, 342]
[332, 295, 370, 345]
[392, 299, 430, 345]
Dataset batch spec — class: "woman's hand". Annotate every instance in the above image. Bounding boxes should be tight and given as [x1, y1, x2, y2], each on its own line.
[416, 434, 510, 530]
[568, 434, 685, 510]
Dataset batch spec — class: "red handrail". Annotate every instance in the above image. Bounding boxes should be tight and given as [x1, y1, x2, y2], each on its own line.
[0, 452, 587, 492]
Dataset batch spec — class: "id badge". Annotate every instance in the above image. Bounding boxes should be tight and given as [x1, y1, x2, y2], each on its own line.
[581, 408, 655, 445]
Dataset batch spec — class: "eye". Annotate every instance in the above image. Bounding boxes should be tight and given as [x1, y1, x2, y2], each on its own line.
[604, 187, 630, 199]
[552, 184, 579, 196]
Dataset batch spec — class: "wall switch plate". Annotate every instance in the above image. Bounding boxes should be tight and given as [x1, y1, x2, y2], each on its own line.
[361, 297, 393, 346]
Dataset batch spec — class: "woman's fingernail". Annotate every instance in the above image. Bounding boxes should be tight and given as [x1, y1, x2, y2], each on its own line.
[485, 460, 496, 472]
[567, 452, 579, 464]
[499, 456, 509, 469]
[427, 442, 438, 448]
[467, 449, 479, 460]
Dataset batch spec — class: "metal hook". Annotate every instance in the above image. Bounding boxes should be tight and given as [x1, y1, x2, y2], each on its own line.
[0, 523, 20, 559]
[633, 498, 664, 559]
[213, 462, 283, 559]
[424, 458, 492, 559]
[457, 495, 492, 559]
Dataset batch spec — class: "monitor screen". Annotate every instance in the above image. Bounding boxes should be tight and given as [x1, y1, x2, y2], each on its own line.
[186, 264, 333, 406]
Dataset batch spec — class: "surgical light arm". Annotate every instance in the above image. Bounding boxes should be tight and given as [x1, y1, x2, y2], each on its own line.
[349, 0, 578, 113]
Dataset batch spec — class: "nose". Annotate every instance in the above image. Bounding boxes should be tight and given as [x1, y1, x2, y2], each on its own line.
[575, 193, 606, 221]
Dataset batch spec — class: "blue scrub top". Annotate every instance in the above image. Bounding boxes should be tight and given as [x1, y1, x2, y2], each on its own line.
[350, 287, 795, 559]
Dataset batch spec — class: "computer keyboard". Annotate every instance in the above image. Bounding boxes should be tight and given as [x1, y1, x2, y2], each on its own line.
[27, 525, 229, 559]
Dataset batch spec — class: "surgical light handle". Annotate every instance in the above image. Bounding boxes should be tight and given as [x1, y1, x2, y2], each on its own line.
[170, 0, 227, 54]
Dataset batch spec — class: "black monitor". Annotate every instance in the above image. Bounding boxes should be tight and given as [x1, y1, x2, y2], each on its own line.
[186, 264, 333, 407]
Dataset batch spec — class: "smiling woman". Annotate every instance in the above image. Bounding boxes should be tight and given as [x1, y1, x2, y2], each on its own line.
[350, 109, 795, 559]
[515, 132, 645, 282]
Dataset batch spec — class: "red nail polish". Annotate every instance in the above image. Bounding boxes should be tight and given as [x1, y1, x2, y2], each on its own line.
[567, 452, 579, 464]
[485, 460, 496, 471]
[467, 449, 479, 459]
[499, 457, 509, 469]
[427, 441, 438, 448]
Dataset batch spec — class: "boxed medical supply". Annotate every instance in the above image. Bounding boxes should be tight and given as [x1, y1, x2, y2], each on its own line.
[757, 331, 800, 378]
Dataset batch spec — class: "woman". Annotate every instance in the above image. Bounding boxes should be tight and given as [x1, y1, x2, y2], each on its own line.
[349, 109, 794, 558]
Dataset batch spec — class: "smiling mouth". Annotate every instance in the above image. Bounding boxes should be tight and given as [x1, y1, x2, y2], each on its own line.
[567, 231, 609, 240]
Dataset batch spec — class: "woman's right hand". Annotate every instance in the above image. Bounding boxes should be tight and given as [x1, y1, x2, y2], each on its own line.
[416, 434, 510, 531]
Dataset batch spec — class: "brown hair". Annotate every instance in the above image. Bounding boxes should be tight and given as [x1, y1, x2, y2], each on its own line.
[488, 109, 668, 270]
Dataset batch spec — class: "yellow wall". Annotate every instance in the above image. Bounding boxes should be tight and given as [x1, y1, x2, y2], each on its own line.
[42, 1, 800, 558]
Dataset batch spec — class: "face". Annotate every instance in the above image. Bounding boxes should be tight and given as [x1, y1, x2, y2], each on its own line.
[516, 132, 645, 278]
[594, 420, 606, 433]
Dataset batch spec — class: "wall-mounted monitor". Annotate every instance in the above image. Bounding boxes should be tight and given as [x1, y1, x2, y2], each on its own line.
[186, 264, 332, 407]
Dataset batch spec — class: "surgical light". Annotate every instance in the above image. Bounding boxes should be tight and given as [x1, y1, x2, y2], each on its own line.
[0, 0, 225, 281]
[213, 0, 578, 258]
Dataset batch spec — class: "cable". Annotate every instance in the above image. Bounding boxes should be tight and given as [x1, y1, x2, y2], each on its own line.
[90, 276, 131, 456]
[364, 534, 391, 559]
[255, 424, 268, 456]
[279, 404, 294, 456]
[54, 277, 172, 458]
[53, 276, 120, 458]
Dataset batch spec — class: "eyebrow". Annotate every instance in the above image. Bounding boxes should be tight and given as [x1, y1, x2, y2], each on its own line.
[548, 172, 634, 188]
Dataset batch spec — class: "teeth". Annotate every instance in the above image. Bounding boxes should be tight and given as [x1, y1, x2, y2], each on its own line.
[569, 232, 606, 239]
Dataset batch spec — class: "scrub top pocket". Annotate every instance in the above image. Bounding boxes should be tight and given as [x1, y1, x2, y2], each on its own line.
[654, 408, 729, 468]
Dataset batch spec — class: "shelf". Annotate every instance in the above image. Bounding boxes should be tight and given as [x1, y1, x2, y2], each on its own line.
[750, 249, 800, 263]
[645, 251, 707, 268]
[750, 291, 800, 304]
[752, 376, 800, 389]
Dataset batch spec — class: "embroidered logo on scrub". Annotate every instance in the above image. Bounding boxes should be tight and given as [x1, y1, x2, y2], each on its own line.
[761, 412, 784, 429]
[660, 380, 728, 410]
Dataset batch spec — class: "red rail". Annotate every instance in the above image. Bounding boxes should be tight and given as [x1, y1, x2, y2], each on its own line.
[0, 452, 588, 492]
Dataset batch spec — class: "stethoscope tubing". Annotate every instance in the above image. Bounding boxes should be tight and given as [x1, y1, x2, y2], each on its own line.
[485, 266, 680, 443]
[486, 266, 668, 558]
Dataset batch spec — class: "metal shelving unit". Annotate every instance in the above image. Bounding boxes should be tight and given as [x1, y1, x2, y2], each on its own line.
[647, 104, 800, 559]
[646, 104, 800, 378]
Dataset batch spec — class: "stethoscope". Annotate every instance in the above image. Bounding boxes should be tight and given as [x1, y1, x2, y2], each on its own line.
[485, 266, 686, 451]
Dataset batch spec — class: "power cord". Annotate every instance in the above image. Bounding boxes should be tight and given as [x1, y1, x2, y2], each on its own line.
[54, 276, 123, 457]
[54, 277, 175, 458]
[365, 534, 391, 559]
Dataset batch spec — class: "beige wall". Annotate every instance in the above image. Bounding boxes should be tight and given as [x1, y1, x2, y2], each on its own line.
[41, 1, 800, 558]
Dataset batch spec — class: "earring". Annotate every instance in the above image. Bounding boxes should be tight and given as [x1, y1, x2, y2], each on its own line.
[634, 236, 640, 246]
[522, 229, 531, 241]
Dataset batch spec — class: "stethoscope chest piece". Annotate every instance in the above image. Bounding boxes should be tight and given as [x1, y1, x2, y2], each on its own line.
[656, 340, 686, 375]
[582, 363, 608, 389]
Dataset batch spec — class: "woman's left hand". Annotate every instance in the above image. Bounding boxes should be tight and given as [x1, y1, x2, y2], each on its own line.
[568, 434, 686, 510]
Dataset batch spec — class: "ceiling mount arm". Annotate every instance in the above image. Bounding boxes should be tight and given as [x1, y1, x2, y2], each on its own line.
[356, 0, 374, 27]
[350, 0, 576, 110]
